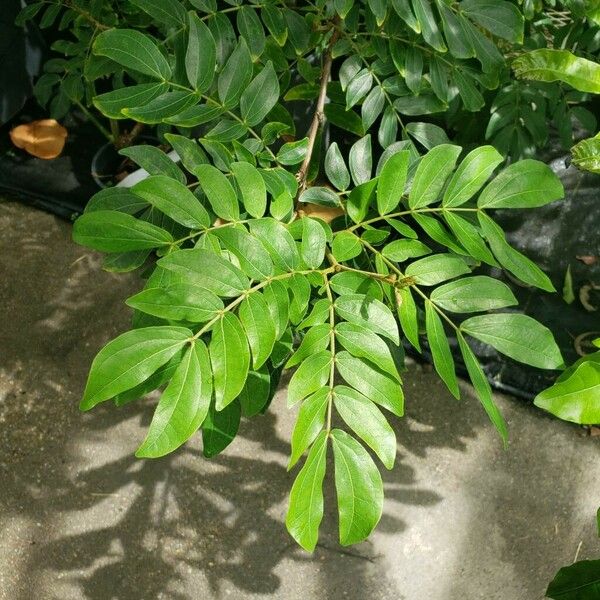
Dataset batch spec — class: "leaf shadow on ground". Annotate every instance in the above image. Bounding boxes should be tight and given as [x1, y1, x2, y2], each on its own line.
[0, 200, 476, 599]
[3, 370, 479, 600]
[5, 200, 596, 600]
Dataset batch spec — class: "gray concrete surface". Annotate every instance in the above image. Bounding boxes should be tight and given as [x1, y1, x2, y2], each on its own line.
[0, 199, 599, 600]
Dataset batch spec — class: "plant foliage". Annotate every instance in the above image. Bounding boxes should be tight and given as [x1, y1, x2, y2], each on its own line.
[19, 0, 595, 550]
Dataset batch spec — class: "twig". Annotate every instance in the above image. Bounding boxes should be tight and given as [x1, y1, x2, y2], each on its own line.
[573, 540, 583, 563]
[74, 100, 113, 142]
[116, 122, 145, 149]
[316, 542, 380, 563]
[295, 21, 341, 200]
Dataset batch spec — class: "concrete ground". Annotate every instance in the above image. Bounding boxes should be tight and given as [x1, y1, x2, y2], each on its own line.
[0, 199, 599, 600]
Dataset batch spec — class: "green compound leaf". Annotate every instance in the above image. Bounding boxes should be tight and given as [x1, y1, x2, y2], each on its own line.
[126, 283, 223, 322]
[73, 211, 173, 253]
[331, 429, 383, 546]
[231, 161, 267, 218]
[534, 361, 600, 425]
[131, 175, 210, 229]
[239, 292, 277, 370]
[513, 49, 600, 94]
[409, 144, 461, 209]
[335, 294, 400, 345]
[430, 276, 517, 313]
[461, 313, 564, 370]
[377, 150, 409, 215]
[186, 12, 216, 92]
[443, 145, 503, 207]
[286, 430, 328, 552]
[195, 163, 240, 221]
[333, 385, 396, 469]
[287, 350, 332, 407]
[336, 351, 404, 416]
[202, 399, 241, 458]
[210, 313, 250, 410]
[81, 326, 192, 410]
[136, 340, 212, 458]
[458, 333, 508, 445]
[158, 248, 250, 297]
[477, 160, 564, 209]
[425, 300, 460, 399]
[288, 388, 329, 469]
[93, 29, 172, 80]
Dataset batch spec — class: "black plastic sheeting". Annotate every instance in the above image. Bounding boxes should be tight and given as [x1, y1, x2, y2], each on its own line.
[1, 116, 598, 399]
[0, 0, 43, 125]
[0, 106, 105, 219]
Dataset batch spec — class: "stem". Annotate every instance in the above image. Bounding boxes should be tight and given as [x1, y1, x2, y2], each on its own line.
[116, 122, 145, 149]
[296, 20, 341, 198]
[168, 83, 279, 162]
[191, 267, 335, 341]
[347, 206, 480, 232]
[63, 0, 109, 30]
[74, 100, 113, 142]
[322, 272, 336, 432]
[360, 238, 460, 332]
[171, 218, 253, 247]
[109, 119, 120, 143]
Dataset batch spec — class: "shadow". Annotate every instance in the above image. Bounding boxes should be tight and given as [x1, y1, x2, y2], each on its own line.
[0, 201, 457, 600]
[5, 200, 596, 600]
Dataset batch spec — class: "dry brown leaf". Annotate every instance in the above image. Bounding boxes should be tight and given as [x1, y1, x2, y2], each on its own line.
[10, 119, 68, 159]
[576, 255, 598, 266]
[299, 203, 345, 223]
[574, 331, 600, 356]
[580, 283, 600, 312]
